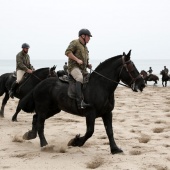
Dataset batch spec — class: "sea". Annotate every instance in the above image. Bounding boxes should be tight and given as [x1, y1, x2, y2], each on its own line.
[0, 59, 170, 87]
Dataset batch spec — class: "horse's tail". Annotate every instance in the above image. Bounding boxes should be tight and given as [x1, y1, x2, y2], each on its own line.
[19, 90, 35, 113]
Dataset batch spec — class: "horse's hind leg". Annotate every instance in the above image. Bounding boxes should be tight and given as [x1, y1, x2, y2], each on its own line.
[0, 93, 9, 117]
[68, 112, 95, 147]
[23, 114, 38, 140]
[37, 113, 48, 147]
[12, 104, 21, 121]
[102, 112, 123, 154]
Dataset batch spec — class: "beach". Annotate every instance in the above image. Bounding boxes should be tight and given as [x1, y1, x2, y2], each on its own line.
[0, 86, 170, 170]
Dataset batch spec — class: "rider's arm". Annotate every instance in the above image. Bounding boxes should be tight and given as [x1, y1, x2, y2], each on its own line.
[66, 52, 82, 65]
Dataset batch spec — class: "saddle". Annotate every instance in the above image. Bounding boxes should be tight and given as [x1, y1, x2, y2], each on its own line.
[57, 71, 90, 99]
[15, 73, 31, 93]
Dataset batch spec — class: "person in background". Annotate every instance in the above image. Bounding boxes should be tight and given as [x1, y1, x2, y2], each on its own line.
[148, 67, 153, 74]
[63, 62, 68, 75]
[164, 66, 169, 74]
[9, 43, 34, 98]
[65, 28, 92, 109]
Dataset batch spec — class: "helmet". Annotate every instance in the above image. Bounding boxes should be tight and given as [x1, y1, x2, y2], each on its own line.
[22, 43, 30, 48]
[78, 29, 92, 37]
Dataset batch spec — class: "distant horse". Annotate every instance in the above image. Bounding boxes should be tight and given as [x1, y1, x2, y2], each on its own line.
[19, 50, 145, 155]
[160, 70, 170, 87]
[140, 70, 159, 85]
[0, 66, 57, 121]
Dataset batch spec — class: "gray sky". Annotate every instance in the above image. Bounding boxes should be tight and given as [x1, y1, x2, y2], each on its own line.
[0, 0, 170, 60]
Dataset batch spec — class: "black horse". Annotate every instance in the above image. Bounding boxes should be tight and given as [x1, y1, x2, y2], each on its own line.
[0, 66, 57, 121]
[140, 70, 159, 85]
[19, 50, 145, 154]
[160, 70, 170, 87]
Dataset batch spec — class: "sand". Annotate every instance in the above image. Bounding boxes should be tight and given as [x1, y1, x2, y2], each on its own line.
[0, 86, 170, 170]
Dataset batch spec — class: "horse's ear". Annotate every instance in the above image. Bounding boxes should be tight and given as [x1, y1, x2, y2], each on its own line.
[51, 65, 57, 71]
[123, 52, 126, 56]
[126, 50, 131, 61]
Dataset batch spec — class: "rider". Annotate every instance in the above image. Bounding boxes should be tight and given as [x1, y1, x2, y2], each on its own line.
[63, 62, 68, 75]
[9, 43, 34, 98]
[148, 67, 153, 74]
[65, 28, 92, 109]
[164, 66, 169, 75]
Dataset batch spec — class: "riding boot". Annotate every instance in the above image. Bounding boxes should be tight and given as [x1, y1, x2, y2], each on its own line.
[76, 81, 90, 109]
[9, 81, 19, 99]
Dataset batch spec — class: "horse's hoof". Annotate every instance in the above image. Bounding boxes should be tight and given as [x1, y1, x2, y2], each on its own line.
[23, 131, 37, 140]
[111, 148, 123, 155]
[12, 118, 17, 122]
[67, 134, 81, 146]
[67, 138, 75, 146]
[23, 132, 29, 140]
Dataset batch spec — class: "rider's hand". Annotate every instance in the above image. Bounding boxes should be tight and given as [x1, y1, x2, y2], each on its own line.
[87, 64, 92, 69]
[76, 59, 83, 65]
[27, 69, 33, 74]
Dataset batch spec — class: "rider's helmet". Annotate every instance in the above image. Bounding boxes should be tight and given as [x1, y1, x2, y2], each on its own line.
[22, 43, 30, 49]
[78, 29, 92, 37]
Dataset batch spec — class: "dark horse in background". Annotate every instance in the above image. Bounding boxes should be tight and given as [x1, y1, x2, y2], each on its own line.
[19, 50, 145, 154]
[160, 70, 170, 87]
[0, 66, 57, 121]
[140, 70, 159, 85]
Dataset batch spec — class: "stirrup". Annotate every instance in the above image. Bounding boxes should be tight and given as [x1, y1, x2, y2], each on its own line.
[78, 101, 91, 109]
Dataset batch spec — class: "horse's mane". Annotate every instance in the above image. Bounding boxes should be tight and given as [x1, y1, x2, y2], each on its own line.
[94, 55, 122, 72]
[34, 67, 49, 73]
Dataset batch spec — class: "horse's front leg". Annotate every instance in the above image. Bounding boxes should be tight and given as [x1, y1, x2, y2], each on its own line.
[0, 93, 9, 117]
[102, 112, 123, 154]
[68, 112, 95, 147]
[37, 112, 48, 147]
[12, 104, 21, 121]
[23, 114, 38, 140]
[162, 81, 164, 87]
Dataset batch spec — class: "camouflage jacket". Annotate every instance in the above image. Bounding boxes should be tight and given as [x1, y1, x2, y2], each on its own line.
[63, 64, 68, 72]
[16, 51, 34, 71]
[164, 68, 169, 74]
[65, 39, 89, 73]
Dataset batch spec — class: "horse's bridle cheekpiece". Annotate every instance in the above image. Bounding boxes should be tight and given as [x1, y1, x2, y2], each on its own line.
[119, 56, 142, 89]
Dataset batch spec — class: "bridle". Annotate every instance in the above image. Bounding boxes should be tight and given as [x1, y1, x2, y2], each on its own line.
[92, 56, 141, 88]
[119, 56, 141, 87]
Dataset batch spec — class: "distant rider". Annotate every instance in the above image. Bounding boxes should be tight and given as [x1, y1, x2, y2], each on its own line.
[148, 67, 153, 74]
[164, 66, 169, 75]
[63, 62, 68, 75]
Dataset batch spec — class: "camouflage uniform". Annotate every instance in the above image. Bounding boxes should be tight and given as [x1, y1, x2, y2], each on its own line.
[16, 51, 34, 83]
[164, 67, 169, 74]
[65, 39, 89, 73]
[63, 64, 68, 73]
[16, 51, 34, 71]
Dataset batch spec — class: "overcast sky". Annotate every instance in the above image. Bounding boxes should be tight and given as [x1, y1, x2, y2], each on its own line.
[0, 0, 170, 60]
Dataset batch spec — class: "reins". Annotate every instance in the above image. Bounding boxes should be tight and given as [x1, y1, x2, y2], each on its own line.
[89, 56, 141, 89]
[90, 68, 130, 88]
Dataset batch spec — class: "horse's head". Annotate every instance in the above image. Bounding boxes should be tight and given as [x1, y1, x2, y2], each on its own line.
[140, 70, 147, 79]
[49, 65, 57, 77]
[119, 50, 145, 92]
